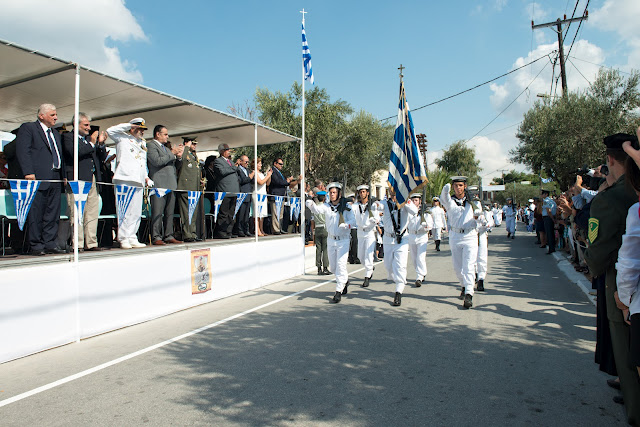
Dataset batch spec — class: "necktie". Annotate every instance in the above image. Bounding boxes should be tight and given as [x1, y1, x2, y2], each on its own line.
[47, 129, 61, 169]
[226, 157, 233, 167]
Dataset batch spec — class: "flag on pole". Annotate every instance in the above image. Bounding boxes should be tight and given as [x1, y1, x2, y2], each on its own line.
[9, 179, 40, 231]
[187, 191, 202, 225]
[290, 197, 301, 221]
[302, 22, 314, 85]
[234, 193, 248, 219]
[115, 184, 141, 227]
[387, 80, 428, 207]
[213, 192, 226, 222]
[149, 188, 172, 198]
[256, 194, 268, 217]
[274, 196, 284, 220]
[68, 180, 93, 223]
[541, 177, 553, 184]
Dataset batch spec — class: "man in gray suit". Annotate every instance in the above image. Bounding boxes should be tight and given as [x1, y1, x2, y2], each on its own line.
[213, 143, 239, 239]
[147, 125, 183, 245]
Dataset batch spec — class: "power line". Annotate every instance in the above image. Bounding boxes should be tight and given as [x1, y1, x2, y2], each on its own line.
[563, 0, 581, 38]
[378, 53, 552, 121]
[566, 0, 590, 60]
[568, 57, 591, 84]
[568, 55, 632, 75]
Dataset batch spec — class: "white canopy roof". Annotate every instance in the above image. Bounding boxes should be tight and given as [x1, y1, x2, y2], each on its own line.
[0, 39, 299, 150]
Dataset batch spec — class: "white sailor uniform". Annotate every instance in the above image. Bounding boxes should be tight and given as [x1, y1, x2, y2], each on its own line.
[306, 199, 356, 293]
[431, 205, 446, 242]
[492, 207, 502, 226]
[440, 184, 479, 296]
[503, 204, 517, 236]
[475, 204, 493, 282]
[407, 209, 433, 282]
[352, 200, 380, 279]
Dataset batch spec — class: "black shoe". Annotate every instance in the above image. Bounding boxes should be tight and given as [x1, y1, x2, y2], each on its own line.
[477, 279, 485, 292]
[511, 235, 515, 239]
[463, 294, 473, 309]
[607, 379, 621, 390]
[354, 258, 361, 264]
[318, 267, 323, 275]
[195, 238, 204, 242]
[332, 291, 341, 303]
[415, 279, 422, 288]
[546, 250, 555, 255]
[613, 395, 624, 405]
[246, 232, 255, 237]
[507, 232, 511, 238]
[30, 249, 46, 256]
[236, 232, 246, 237]
[342, 281, 349, 295]
[184, 238, 195, 242]
[362, 277, 370, 288]
[393, 292, 402, 306]
[230, 234, 239, 238]
[323, 268, 330, 275]
[459, 287, 465, 300]
[45, 247, 66, 254]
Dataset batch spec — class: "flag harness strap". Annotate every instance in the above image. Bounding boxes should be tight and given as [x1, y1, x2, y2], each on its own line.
[387, 200, 405, 244]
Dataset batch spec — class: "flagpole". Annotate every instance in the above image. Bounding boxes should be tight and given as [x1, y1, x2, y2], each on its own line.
[254, 124, 258, 243]
[73, 63, 81, 343]
[300, 9, 307, 273]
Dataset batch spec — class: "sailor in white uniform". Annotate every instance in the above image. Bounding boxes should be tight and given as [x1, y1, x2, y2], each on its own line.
[407, 193, 433, 287]
[375, 192, 419, 306]
[352, 184, 380, 287]
[503, 197, 517, 239]
[440, 176, 479, 309]
[492, 203, 502, 227]
[107, 118, 154, 249]
[475, 201, 493, 292]
[430, 197, 446, 251]
[305, 182, 356, 303]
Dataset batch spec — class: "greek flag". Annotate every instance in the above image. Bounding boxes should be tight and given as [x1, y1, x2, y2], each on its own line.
[290, 197, 301, 221]
[541, 177, 553, 184]
[234, 193, 248, 219]
[274, 196, 284, 220]
[213, 192, 226, 222]
[68, 180, 92, 224]
[188, 191, 201, 225]
[256, 194, 268, 217]
[9, 179, 40, 231]
[387, 80, 428, 207]
[149, 188, 172, 198]
[302, 22, 314, 84]
[115, 184, 141, 227]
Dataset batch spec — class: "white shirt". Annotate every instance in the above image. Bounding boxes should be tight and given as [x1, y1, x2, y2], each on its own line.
[440, 184, 477, 232]
[352, 200, 380, 237]
[407, 211, 433, 237]
[107, 123, 149, 185]
[39, 120, 62, 169]
[375, 199, 418, 244]
[306, 199, 356, 239]
[431, 205, 446, 228]
[616, 203, 640, 315]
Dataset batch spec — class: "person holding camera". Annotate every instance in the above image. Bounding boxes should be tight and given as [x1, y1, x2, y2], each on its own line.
[540, 189, 557, 254]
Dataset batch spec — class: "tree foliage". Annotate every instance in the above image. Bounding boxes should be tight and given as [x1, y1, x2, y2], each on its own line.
[435, 140, 481, 183]
[491, 169, 540, 185]
[424, 167, 451, 202]
[512, 69, 640, 188]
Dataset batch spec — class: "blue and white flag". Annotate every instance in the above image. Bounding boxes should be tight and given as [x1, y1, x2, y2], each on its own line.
[290, 197, 301, 221]
[115, 184, 141, 227]
[213, 192, 226, 222]
[234, 193, 248, 219]
[9, 179, 40, 231]
[302, 22, 314, 85]
[274, 195, 284, 220]
[188, 191, 202, 225]
[149, 188, 172, 198]
[541, 177, 553, 184]
[68, 180, 92, 224]
[387, 80, 428, 207]
[256, 194, 268, 217]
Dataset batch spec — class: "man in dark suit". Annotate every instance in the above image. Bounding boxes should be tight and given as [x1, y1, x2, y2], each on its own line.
[267, 158, 297, 235]
[213, 143, 239, 239]
[62, 113, 107, 251]
[233, 154, 254, 237]
[15, 103, 66, 255]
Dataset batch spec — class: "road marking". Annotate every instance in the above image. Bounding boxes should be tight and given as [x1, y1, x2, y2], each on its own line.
[0, 266, 371, 408]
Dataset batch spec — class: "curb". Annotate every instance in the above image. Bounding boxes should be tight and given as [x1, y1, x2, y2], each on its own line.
[552, 251, 596, 307]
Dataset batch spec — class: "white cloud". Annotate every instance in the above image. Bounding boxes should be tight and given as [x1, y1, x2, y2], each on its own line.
[590, 0, 640, 70]
[0, 0, 146, 82]
[526, 2, 548, 21]
[468, 136, 517, 182]
[493, 0, 508, 12]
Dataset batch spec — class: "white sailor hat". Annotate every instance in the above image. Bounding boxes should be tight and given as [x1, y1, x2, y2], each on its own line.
[410, 192, 422, 199]
[432, 196, 440, 201]
[129, 117, 147, 129]
[468, 185, 478, 191]
[326, 182, 342, 191]
[356, 184, 370, 191]
[450, 176, 467, 183]
[506, 197, 513, 201]
[528, 198, 534, 203]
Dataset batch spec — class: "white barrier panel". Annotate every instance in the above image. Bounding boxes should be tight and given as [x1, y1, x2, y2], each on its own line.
[0, 237, 303, 364]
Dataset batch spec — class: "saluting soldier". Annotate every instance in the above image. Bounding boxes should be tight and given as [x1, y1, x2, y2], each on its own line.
[407, 193, 433, 287]
[440, 176, 478, 309]
[177, 136, 201, 242]
[352, 185, 380, 287]
[431, 196, 446, 251]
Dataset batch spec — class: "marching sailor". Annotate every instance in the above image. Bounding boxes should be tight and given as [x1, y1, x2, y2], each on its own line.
[475, 200, 493, 292]
[305, 182, 356, 303]
[407, 193, 433, 287]
[492, 203, 502, 227]
[376, 190, 419, 306]
[503, 197, 517, 239]
[352, 184, 380, 287]
[440, 176, 479, 309]
[431, 196, 446, 251]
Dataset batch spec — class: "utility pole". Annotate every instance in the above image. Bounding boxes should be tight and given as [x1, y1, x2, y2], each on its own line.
[532, 11, 588, 98]
[417, 133, 428, 201]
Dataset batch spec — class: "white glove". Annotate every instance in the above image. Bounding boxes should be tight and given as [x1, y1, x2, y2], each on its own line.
[146, 179, 154, 188]
[339, 223, 350, 230]
[367, 217, 377, 226]
[421, 221, 427, 228]
[442, 183, 451, 194]
[305, 199, 314, 208]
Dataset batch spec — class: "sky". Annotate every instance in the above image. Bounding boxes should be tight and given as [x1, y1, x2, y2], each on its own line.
[0, 0, 638, 181]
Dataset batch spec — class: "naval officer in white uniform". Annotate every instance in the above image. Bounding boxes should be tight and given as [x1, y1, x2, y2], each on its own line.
[407, 193, 433, 287]
[503, 197, 517, 239]
[352, 184, 380, 287]
[430, 196, 446, 251]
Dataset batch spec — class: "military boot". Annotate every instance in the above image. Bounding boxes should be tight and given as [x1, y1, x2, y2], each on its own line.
[362, 277, 370, 288]
[477, 279, 485, 292]
[332, 291, 342, 303]
[393, 292, 402, 306]
[463, 294, 473, 309]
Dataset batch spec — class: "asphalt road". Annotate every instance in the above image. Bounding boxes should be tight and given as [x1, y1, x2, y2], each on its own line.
[0, 225, 626, 426]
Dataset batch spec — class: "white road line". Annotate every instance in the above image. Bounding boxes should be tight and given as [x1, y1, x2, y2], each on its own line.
[0, 266, 370, 408]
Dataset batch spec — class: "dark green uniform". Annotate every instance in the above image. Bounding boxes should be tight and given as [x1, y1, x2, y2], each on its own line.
[584, 174, 639, 425]
[177, 148, 201, 240]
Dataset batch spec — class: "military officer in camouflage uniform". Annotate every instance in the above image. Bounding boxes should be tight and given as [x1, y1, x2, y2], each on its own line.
[177, 136, 201, 242]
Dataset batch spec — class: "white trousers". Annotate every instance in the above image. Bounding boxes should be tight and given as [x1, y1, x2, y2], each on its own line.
[450, 231, 478, 295]
[476, 231, 488, 280]
[408, 235, 428, 281]
[505, 217, 516, 234]
[384, 240, 409, 293]
[114, 180, 143, 244]
[432, 227, 442, 241]
[328, 237, 350, 292]
[357, 232, 377, 278]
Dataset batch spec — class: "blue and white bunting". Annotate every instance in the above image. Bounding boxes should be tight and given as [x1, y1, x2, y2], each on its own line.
[541, 177, 553, 184]
[274, 196, 284, 220]
[213, 192, 226, 222]
[302, 22, 314, 85]
[68, 180, 93, 224]
[290, 197, 301, 221]
[387, 80, 428, 207]
[9, 179, 40, 231]
[256, 194, 268, 217]
[149, 188, 172, 198]
[234, 193, 248, 219]
[188, 191, 202, 225]
[115, 184, 141, 227]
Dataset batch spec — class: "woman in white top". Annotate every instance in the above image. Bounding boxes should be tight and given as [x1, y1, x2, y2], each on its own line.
[253, 157, 272, 236]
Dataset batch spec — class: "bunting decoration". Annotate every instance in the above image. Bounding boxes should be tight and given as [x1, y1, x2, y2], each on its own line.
[68, 180, 93, 224]
[9, 179, 40, 231]
[256, 194, 268, 217]
[213, 192, 226, 222]
[274, 196, 284, 221]
[188, 191, 202, 225]
[234, 193, 248, 219]
[289, 197, 301, 221]
[149, 188, 172, 198]
[115, 184, 141, 227]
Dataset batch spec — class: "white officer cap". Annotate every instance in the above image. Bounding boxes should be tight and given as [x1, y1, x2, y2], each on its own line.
[129, 117, 147, 129]
[450, 176, 467, 183]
